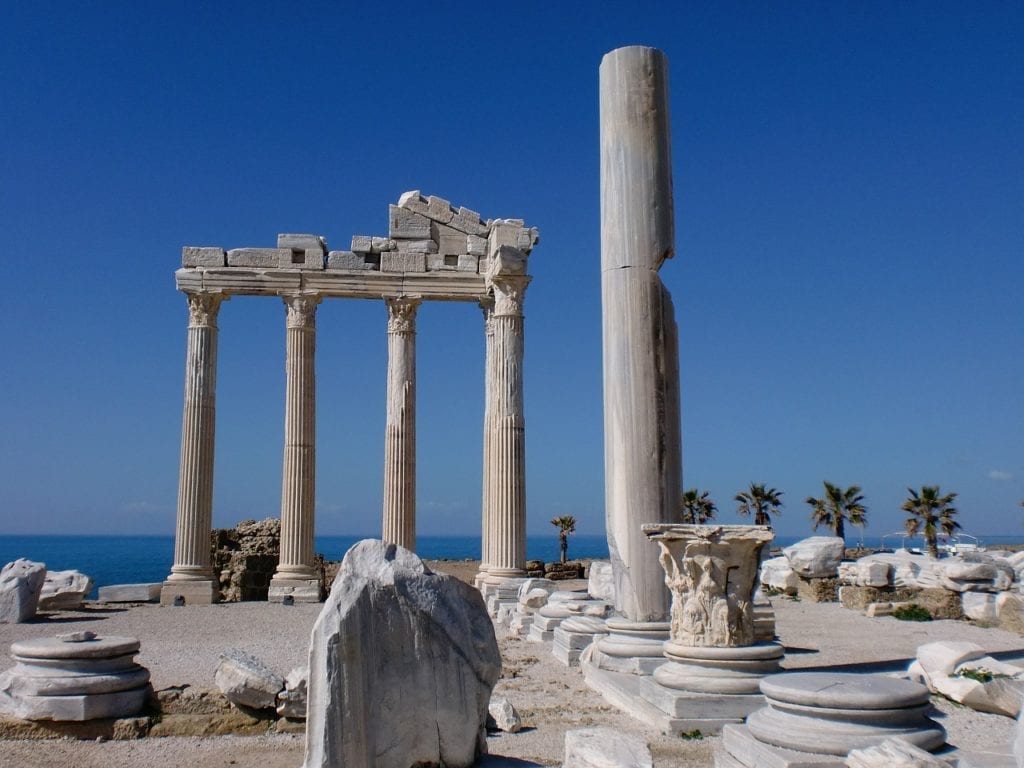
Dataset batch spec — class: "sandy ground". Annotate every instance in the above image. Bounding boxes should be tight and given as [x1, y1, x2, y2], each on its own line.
[1, 560, 1022, 767]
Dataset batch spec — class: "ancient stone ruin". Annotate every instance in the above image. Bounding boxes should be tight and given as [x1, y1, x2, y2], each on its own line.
[210, 518, 284, 602]
[162, 193, 539, 606]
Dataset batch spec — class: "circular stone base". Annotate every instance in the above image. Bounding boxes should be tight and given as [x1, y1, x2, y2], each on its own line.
[596, 619, 670, 658]
[655, 642, 784, 694]
[746, 672, 946, 756]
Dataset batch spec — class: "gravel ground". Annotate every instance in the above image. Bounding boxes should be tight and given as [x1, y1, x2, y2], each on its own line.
[1, 561, 1022, 767]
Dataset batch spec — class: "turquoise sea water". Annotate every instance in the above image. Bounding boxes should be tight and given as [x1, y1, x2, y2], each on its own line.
[3, 532, 1020, 599]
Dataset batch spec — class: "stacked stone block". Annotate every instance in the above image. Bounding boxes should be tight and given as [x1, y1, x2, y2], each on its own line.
[211, 519, 282, 602]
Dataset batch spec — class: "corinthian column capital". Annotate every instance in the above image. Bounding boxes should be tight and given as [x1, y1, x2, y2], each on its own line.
[186, 293, 225, 328]
[384, 296, 422, 334]
[283, 293, 322, 328]
[489, 275, 531, 317]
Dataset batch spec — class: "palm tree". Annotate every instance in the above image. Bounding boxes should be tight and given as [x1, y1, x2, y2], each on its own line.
[804, 482, 867, 540]
[680, 489, 717, 525]
[550, 515, 577, 564]
[735, 483, 783, 527]
[902, 486, 960, 558]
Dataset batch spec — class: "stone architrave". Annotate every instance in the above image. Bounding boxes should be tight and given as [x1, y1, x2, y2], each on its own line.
[599, 46, 682, 629]
[380, 296, 421, 552]
[303, 540, 500, 768]
[270, 293, 323, 603]
[162, 292, 226, 606]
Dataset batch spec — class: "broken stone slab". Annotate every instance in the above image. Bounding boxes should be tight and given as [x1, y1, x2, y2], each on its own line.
[563, 726, 653, 768]
[911, 640, 1024, 718]
[96, 583, 161, 603]
[487, 696, 521, 733]
[380, 252, 426, 273]
[587, 561, 615, 602]
[845, 737, 953, 767]
[303, 539, 500, 768]
[182, 246, 226, 268]
[760, 557, 799, 595]
[941, 558, 1014, 593]
[326, 250, 378, 270]
[963, 591, 1001, 622]
[388, 205, 431, 239]
[0, 559, 47, 623]
[276, 665, 307, 719]
[38, 570, 94, 611]
[782, 536, 845, 578]
[215, 649, 284, 710]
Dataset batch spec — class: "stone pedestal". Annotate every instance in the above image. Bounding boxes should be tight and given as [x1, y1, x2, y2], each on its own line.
[381, 296, 420, 552]
[0, 634, 151, 721]
[270, 294, 322, 603]
[719, 672, 946, 767]
[553, 616, 608, 667]
[162, 292, 225, 606]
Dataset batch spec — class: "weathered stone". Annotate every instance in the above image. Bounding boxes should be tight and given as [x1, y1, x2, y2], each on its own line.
[487, 696, 522, 733]
[397, 189, 427, 214]
[846, 737, 953, 767]
[0, 559, 46, 623]
[487, 244, 527, 276]
[466, 234, 488, 256]
[370, 237, 395, 253]
[587, 561, 615, 602]
[457, 254, 478, 272]
[304, 540, 500, 768]
[963, 591, 1000, 622]
[276, 665, 307, 719]
[350, 235, 373, 253]
[226, 248, 290, 268]
[380, 252, 426, 273]
[782, 536, 845, 578]
[912, 640, 1024, 718]
[425, 195, 454, 224]
[326, 250, 378, 270]
[96, 583, 161, 603]
[796, 576, 839, 603]
[277, 234, 326, 252]
[448, 206, 489, 236]
[521, 588, 550, 610]
[391, 238, 438, 253]
[915, 588, 964, 620]
[214, 649, 283, 710]
[182, 246, 226, 268]
[760, 557, 799, 595]
[432, 221, 466, 255]
[388, 205, 431, 239]
[38, 570, 93, 611]
[997, 592, 1024, 634]
[563, 726, 653, 768]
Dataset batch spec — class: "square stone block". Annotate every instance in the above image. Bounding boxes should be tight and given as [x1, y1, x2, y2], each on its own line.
[277, 234, 325, 252]
[182, 246, 226, 268]
[381, 252, 426, 273]
[392, 238, 437, 254]
[327, 251, 379, 270]
[388, 205, 431, 239]
[351, 235, 373, 253]
[431, 221, 465, 255]
[426, 254, 457, 271]
[448, 206, 489, 236]
[279, 248, 325, 270]
[457, 254, 478, 272]
[227, 248, 290, 268]
[426, 195, 454, 223]
[466, 235, 487, 257]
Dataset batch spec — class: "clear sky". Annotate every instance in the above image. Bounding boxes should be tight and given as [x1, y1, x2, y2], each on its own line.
[1, 2, 1021, 541]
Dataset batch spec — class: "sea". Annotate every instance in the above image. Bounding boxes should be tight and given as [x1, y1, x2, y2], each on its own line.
[3, 532, 1021, 600]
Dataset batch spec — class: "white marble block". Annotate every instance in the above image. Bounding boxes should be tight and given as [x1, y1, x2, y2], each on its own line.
[381, 252, 426, 273]
[97, 583, 161, 603]
[303, 540, 500, 768]
[215, 648, 284, 710]
[181, 246, 226, 267]
[227, 247, 291, 268]
[564, 726, 653, 768]
[277, 234, 326, 252]
[0, 559, 46, 623]
[782, 536, 845, 578]
[38, 570, 93, 611]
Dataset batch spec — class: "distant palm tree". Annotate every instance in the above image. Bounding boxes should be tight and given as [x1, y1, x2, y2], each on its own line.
[804, 482, 867, 540]
[550, 515, 577, 563]
[735, 484, 783, 527]
[902, 486, 960, 558]
[680, 489, 717, 525]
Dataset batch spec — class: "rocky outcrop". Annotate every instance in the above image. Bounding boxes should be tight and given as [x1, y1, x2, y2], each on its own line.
[0, 559, 46, 623]
[304, 540, 500, 768]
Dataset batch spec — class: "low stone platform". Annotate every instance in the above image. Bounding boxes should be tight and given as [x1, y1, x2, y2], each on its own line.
[0, 634, 151, 721]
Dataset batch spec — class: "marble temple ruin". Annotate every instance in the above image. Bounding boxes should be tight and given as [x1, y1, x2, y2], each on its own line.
[160, 193, 539, 605]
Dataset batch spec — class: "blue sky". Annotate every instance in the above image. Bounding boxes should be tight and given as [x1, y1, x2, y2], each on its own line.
[1, 2, 1021, 541]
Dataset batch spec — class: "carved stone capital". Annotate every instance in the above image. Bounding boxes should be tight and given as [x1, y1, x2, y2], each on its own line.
[186, 292, 225, 328]
[384, 296, 422, 334]
[283, 293, 321, 329]
[489, 275, 531, 317]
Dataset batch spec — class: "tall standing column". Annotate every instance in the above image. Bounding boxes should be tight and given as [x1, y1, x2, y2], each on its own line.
[594, 46, 682, 670]
[474, 298, 496, 589]
[484, 275, 530, 582]
[380, 296, 421, 551]
[269, 293, 322, 603]
[162, 291, 226, 606]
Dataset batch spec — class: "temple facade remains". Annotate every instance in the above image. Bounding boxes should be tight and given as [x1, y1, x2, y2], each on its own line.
[160, 192, 539, 605]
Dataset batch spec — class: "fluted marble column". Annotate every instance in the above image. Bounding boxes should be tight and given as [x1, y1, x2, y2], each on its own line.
[269, 293, 322, 602]
[381, 296, 421, 551]
[474, 298, 497, 589]
[484, 276, 530, 582]
[162, 292, 226, 606]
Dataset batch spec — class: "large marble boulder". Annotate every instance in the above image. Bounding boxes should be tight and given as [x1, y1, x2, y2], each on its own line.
[940, 554, 1015, 593]
[760, 556, 799, 594]
[0, 559, 47, 623]
[303, 540, 500, 768]
[782, 537, 845, 578]
[38, 570, 94, 611]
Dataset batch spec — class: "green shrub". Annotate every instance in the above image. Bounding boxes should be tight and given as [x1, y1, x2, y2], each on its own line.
[679, 729, 703, 740]
[892, 604, 932, 622]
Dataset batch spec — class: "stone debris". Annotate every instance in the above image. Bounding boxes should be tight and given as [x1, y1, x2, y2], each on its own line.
[304, 539, 500, 768]
[96, 583, 161, 603]
[782, 536, 846, 578]
[0, 635, 151, 721]
[38, 569, 94, 611]
[214, 648, 284, 710]
[486, 696, 522, 733]
[760, 556, 799, 595]
[563, 726, 653, 768]
[908, 640, 1024, 718]
[0, 559, 47, 623]
[845, 737, 953, 767]
[276, 665, 307, 719]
